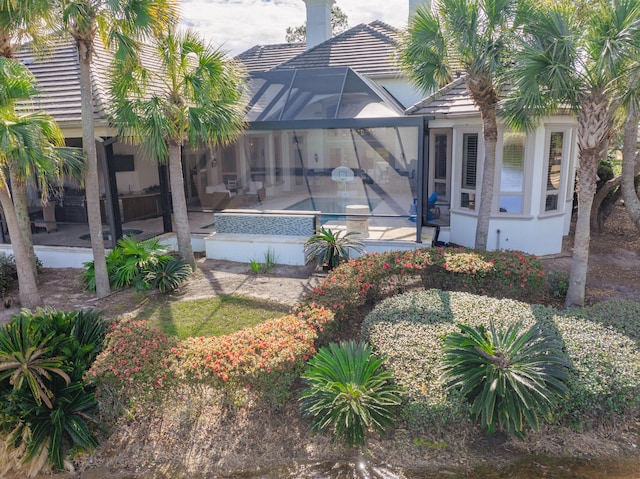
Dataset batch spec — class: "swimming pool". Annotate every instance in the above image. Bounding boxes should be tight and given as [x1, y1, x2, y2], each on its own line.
[287, 197, 381, 224]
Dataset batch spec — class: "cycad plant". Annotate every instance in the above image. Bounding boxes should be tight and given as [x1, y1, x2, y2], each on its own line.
[300, 341, 402, 447]
[82, 236, 191, 292]
[304, 227, 366, 270]
[0, 309, 106, 473]
[0, 316, 70, 409]
[441, 320, 569, 438]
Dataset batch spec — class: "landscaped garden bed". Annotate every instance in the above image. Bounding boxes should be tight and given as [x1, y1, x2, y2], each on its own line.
[2, 246, 640, 477]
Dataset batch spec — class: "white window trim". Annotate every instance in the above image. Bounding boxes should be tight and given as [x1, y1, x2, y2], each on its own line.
[452, 126, 484, 213]
[495, 130, 533, 217]
[539, 125, 574, 216]
[429, 128, 452, 204]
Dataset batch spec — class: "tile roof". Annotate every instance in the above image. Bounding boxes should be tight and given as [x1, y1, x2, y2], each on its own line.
[235, 43, 306, 73]
[405, 75, 478, 117]
[14, 36, 113, 125]
[242, 21, 402, 77]
[277, 21, 402, 76]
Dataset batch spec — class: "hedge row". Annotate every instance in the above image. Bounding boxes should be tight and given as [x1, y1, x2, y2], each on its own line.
[89, 305, 335, 406]
[362, 290, 640, 431]
[303, 248, 545, 321]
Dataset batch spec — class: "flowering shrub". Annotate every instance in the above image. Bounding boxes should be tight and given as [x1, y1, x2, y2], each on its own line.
[173, 314, 322, 405]
[88, 319, 178, 400]
[303, 248, 545, 321]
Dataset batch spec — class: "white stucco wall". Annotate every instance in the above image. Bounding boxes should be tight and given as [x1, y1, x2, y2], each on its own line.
[444, 116, 577, 256]
[375, 77, 425, 109]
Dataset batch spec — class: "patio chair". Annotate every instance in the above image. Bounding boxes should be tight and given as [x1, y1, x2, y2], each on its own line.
[427, 192, 440, 221]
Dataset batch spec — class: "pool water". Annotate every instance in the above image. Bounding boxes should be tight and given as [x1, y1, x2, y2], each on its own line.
[287, 197, 381, 224]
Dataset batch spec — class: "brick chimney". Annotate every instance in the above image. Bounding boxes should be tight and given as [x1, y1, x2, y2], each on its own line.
[303, 0, 335, 49]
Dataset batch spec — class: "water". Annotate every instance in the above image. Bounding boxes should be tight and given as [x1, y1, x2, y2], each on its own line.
[223, 455, 640, 479]
[287, 197, 383, 225]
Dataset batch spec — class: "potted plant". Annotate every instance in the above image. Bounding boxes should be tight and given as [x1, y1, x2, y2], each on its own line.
[304, 227, 366, 271]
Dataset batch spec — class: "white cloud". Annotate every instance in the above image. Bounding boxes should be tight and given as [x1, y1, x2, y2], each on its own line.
[179, 0, 409, 56]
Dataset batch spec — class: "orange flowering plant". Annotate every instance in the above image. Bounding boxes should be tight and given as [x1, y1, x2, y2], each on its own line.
[174, 306, 335, 405]
[88, 319, 178, 400]
[304, 248, 545, 322]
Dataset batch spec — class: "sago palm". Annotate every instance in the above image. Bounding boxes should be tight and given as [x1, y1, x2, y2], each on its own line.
[304, 226, 366, 270]
[0, 316, 70, 409]
[441, 320, 569, 438]
[502, 0, 640, 306]
[300, 341, 402, 447]
[59, 0, 178, 297]
[400, 0, 528, 250]
[109, 27, 246, 270]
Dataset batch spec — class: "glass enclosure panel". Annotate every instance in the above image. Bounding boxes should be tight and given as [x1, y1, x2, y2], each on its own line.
[197, 126, 421, 230]
[338, 70, 400, 118]
[280, 70, 345, 120]
[245, 71, 295, 122]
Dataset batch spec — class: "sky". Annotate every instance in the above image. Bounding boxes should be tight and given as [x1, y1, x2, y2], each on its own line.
[179, 0, 410, 56]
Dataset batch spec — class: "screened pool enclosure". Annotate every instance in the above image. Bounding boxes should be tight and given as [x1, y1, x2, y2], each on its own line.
[189, 67, 430, 236]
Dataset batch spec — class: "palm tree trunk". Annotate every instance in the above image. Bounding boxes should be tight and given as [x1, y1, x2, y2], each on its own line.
[77, 43, 110, 298]
[9, 172, 38, 278]
[475, 108, 498, 250]
[467, 75, 499, 251]
[168, 143, 195, 270]
[566, 91, 612, 308]
[566, 147, 598, 307]
[0, 188, 41, 308]
[621, 101, 640, 230]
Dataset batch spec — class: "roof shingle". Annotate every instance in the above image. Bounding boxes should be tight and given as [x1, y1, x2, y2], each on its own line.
[275, 22, 402, 77]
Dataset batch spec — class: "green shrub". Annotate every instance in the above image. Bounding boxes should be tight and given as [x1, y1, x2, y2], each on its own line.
[441, 321, 569, 438]
[0, 309, 106, 474]
[572, 299, 640, 339]
[144, 257, 192, 293]
[300, 341, 401, 447]
[552, 314, 640, 423]
[82, 237, 190, 293]
[547, 270, 569, 299]
[0, 254, 42, 298]
[362, 290, 640, 433]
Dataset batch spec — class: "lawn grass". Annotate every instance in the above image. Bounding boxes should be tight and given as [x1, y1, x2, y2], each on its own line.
[134, 294, 291, 339]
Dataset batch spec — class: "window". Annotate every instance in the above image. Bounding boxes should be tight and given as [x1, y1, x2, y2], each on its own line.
[498, 132, 525, 214]
[544, 132, 564, 212]
[460, 133, 478, 209]
[433, 133, 449, 199]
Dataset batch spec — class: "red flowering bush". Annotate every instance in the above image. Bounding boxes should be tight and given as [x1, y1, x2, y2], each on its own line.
[88, 319, 178, 400]
[303, 248, 545, 321]
[173, 311, 329, 405]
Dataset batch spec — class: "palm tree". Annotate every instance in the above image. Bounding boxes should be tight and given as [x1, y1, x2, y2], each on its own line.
[109, 27, 246, 270]
[0, 58, 84, 308]
[59, 0, 178, 297]
[0, 0, 60, 281]
[400, 0, 527, 250]
[502, 0, 640, 307]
